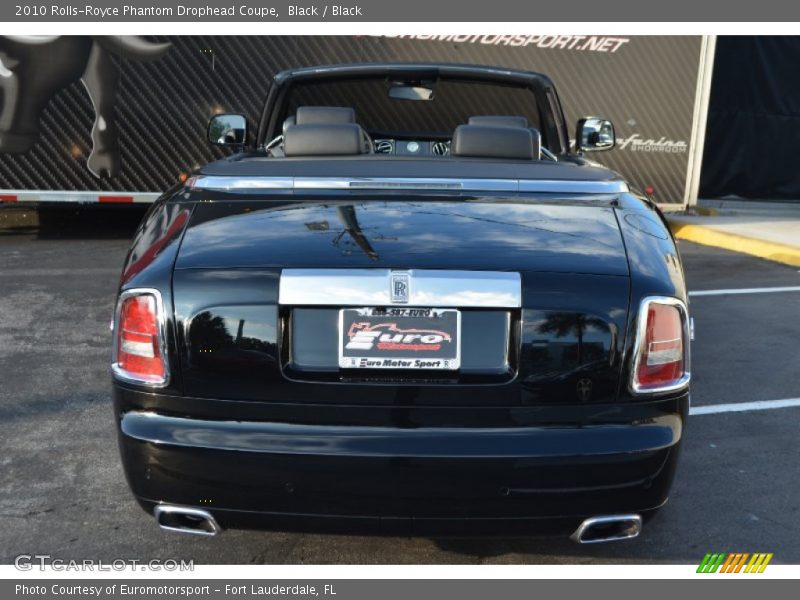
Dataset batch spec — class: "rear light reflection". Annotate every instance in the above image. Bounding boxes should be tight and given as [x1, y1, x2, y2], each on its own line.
[113, 290, 168, 386]
[632, 298, 689, 393]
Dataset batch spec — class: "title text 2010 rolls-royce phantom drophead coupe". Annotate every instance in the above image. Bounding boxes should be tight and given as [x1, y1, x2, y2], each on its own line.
[112, 63, 691, 543]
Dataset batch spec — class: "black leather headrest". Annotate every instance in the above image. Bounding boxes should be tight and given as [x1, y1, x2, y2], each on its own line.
[295, 106, 356, 125]
[283, 123, 364, 157]
[451, 125, 536, 160]
[468, 115, 529, 128]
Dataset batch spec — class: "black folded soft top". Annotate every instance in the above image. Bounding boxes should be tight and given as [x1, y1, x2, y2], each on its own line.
[198, 154, 624, 183]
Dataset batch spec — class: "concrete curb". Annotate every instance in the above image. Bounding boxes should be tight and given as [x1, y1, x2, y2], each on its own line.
[668, 219, 800, 268]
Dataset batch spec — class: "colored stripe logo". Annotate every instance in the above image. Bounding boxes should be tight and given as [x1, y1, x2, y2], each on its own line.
[697, 552, 773, 573]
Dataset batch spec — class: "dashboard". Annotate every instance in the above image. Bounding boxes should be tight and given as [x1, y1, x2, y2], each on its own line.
[373, 139, 451, 157]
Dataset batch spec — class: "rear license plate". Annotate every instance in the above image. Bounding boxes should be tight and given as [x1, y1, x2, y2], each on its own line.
[339, 307, 461, 370]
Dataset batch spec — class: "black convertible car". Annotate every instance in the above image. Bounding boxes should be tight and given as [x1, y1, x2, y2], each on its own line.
[112, 63, 691, 543]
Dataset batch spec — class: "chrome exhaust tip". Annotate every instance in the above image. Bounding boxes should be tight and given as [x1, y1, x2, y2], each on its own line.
[153, 505, 221, 537]
[570, 514, 642, 544]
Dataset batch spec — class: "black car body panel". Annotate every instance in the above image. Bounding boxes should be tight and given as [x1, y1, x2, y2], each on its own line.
[171, 262, 628, 404]
[175, 198, 628, 274]
[114, 384, 685, 535]
[111, 63, 690, 539]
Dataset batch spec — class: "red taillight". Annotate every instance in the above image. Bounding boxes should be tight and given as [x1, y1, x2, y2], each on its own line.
[632, 298, 689, 393]
[113, 291, 167, 385]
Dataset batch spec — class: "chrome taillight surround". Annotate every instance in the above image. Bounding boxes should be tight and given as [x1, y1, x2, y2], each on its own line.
[629, 295, 691, 395]
[111, 287, 170, 387]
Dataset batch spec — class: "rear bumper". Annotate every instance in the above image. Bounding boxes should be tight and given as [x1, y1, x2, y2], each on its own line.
[114, 388, 688, 536]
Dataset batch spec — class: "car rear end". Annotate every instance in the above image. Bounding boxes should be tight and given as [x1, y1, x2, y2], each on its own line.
[111, 186, 690, 541]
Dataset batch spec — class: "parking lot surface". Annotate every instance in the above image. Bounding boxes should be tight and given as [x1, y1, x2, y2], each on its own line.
[1, 207, 798, 564]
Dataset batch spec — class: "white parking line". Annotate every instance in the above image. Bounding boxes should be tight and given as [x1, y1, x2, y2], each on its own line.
[690, 398, 800, 415]
[689, 286, 800, 297]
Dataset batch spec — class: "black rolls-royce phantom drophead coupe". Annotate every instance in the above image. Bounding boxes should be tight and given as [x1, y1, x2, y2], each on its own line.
[112, 63, 691, 543]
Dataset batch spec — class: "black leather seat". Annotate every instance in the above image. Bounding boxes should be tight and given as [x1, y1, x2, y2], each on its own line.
[280, 106, 372, 155]
[450, 124, 536, 160]
[283, 123, 367, 157]
[466, 115, 542, 159]
[283, 106, 357, 133]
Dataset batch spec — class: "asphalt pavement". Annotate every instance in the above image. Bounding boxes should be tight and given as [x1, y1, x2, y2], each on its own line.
[1, 206, 799, 565]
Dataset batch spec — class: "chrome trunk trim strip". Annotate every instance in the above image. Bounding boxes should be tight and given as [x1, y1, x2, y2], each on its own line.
[191, 176, 294, 190]
[190, 175, 629, 195]
[279, 269, 522, 308]
[516, 179, 627, 193]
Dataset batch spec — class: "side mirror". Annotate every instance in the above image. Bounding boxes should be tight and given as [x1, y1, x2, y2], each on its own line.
[207, 113, 247, 147]
[576, 117, 615, 152]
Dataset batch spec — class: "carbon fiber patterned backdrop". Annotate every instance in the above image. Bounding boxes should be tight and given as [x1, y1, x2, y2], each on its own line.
[0, 36, 703, 203]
